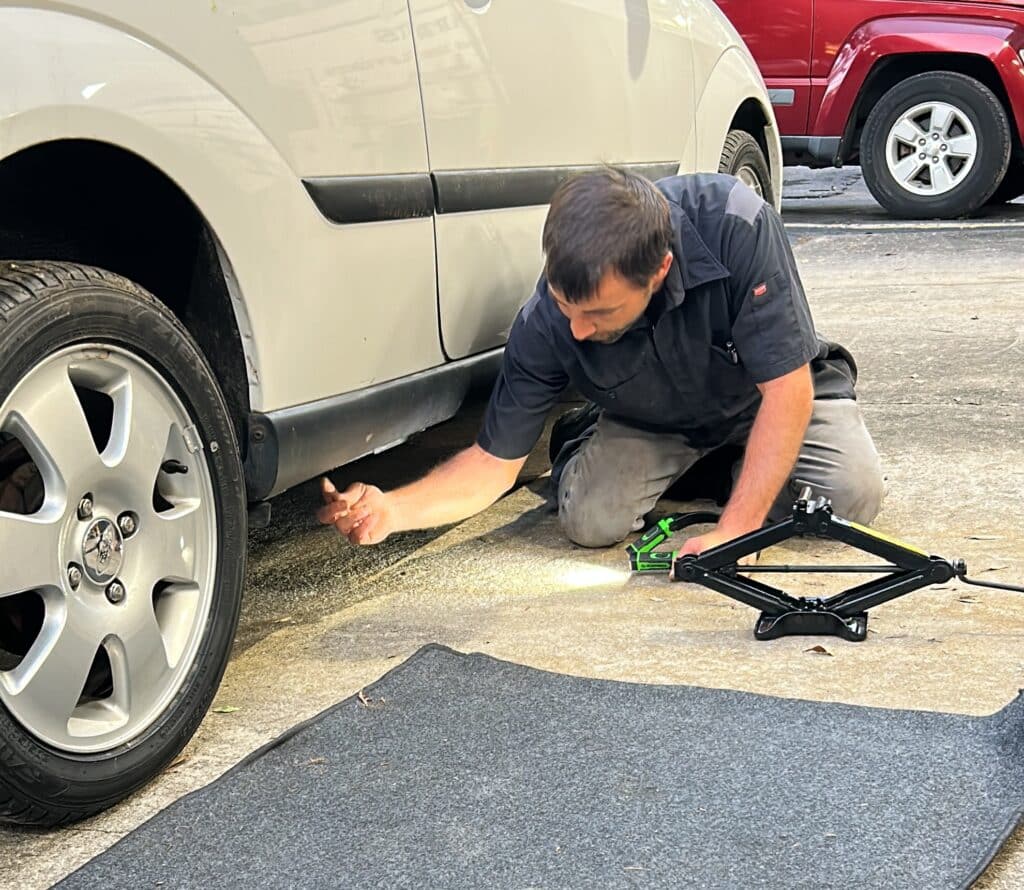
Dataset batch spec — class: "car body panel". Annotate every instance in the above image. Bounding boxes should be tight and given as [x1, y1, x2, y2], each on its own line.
[407, 0, 697, 359]
[0, 5, 444, 413]
[19, 0, 432, 178]
[809, 1, 1024, 79]
[433, 206, 561, 362]
[713, 0, 814, 134]
[0, 0, 780, 442]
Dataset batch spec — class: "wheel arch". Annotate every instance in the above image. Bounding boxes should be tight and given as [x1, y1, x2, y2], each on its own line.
[839, 53, 1017, 165]
[0, 138, 256, 462]
[694, 47, 783, 210]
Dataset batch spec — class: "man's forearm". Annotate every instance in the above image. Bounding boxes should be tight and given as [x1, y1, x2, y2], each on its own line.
[387, 444, 525, 532]
[720, 367, 814, 534]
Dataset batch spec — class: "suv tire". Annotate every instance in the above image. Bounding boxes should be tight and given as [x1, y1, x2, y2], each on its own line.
[0, 262, 245, 827]
[987, 161, 1024, 205]
[719, 130, 775, 205]
[860, 71, 1011, 218]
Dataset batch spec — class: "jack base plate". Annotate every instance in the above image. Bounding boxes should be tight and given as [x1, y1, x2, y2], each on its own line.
[754, 610, 868, 642]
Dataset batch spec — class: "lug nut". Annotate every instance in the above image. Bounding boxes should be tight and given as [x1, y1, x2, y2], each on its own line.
[118, 513, 137, 537]
[106, 581, 126, 605]
[68, 564, 82, 591]
[919, 138, 926, 146]
[933, 133, 940, 140]
[941, 144, 947, 151]
[919, 152, 926, 159]
[77, 495, 94, 521]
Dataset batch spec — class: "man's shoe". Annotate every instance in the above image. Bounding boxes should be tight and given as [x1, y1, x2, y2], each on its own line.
[548, 402, 601, 464]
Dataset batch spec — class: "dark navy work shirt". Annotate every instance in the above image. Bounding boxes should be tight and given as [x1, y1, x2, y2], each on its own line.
[477, 173, 856, 460]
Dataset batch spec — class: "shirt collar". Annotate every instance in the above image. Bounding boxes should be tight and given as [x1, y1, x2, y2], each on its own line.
[659, 203, 731, 310]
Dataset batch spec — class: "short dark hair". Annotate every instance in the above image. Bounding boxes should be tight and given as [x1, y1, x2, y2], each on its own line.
[542, 166, 673, 303]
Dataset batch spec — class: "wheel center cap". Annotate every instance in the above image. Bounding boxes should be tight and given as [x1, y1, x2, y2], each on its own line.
[82, 518, 124, 584]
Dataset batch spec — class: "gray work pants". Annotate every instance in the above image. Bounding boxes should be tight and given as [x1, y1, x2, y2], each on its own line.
[557, 399, 884, 548]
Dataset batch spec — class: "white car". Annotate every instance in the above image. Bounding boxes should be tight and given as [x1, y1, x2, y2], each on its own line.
[0, 0, 779, 825]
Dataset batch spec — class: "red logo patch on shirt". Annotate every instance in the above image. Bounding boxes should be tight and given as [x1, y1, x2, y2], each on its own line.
[753, 282, 768, 298]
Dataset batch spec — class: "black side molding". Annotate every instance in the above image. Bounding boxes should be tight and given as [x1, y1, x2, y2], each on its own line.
[431, 162, 680, 214]
[302, 174, 434, 224]
[244, 349, 503, 501]
[302, 162, 681, 224]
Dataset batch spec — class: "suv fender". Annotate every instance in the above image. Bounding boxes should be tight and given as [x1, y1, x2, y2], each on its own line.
[814, 16, 1024, 153]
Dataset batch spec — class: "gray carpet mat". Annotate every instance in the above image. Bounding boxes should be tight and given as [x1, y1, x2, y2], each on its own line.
[58, 645, 1024, 889]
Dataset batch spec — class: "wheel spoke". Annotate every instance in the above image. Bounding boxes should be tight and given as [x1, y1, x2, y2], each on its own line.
[931, 104, 957, 138]
[891, 117, 927, 146]
[932, 160, 956, 193]
[946, 133, 977, 158]
[0, 513, 61, 596]
[891, 154, 926, 185]
[4, 603, 104, 739]
[3, 360, 99, 496]
[107, 370, 175, 490]
[151, 583, 201, 670]
[131, 505, 201, 592]
[113, 607, 171, 717]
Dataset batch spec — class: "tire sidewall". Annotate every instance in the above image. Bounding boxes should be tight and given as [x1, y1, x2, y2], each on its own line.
[861, 74, 1010, 218]
[987, 159, 1024, 204]
[0, 278, 245, 809]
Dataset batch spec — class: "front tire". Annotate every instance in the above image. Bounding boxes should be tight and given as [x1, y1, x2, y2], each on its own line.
[860, 71, 1011, 218]
[0, 262, 245, 826]
[719, 129, 775, 205]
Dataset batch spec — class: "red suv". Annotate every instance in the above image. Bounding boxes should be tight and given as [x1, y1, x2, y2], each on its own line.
[715, 1, 1024, 217]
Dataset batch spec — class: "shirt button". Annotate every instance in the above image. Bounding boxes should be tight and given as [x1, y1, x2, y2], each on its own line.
[609, 392, 617, 400]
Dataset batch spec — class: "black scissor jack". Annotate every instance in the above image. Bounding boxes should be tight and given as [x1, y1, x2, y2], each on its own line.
[627, 487, 1024, 641]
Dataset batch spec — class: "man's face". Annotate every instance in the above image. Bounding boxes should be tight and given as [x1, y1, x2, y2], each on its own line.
[548, 253, 673, 344]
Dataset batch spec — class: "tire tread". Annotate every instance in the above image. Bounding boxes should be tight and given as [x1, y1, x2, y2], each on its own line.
[718, 129, 775, 205]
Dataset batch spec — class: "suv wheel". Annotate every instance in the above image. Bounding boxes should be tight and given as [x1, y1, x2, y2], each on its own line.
[719, 130, 775, 205]
[860, 71, 1011, 218]
[0, 262, 245, 827]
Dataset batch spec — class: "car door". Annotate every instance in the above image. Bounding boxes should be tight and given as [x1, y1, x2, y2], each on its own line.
[407, 0, 695, 360]
[714, 0, 814, 135]
[225, 0, 443, 396]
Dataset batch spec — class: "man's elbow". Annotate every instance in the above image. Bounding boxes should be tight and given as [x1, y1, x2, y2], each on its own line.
[467, 443, 527, 498]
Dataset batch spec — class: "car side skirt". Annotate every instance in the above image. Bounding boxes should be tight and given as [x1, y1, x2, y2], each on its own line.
[244, 348, 504, 500]
[781, 136, 842, 168]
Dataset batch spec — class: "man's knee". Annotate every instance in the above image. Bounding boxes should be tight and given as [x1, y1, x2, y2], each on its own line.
[822, 452, 885, 524]
[557, 458, 637, 548]
[794, 399, 885, 525]
[559, 490, 635, 548]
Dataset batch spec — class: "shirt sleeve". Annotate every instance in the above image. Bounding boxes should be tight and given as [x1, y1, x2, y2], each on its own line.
[476, 288, 570, 460]
[722, 192, 820, 384]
